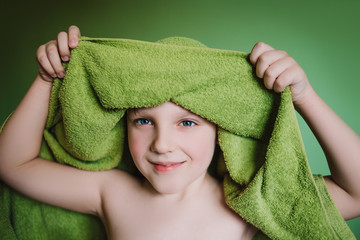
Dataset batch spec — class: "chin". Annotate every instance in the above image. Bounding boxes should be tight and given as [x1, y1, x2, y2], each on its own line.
[150, 179, 187, 195]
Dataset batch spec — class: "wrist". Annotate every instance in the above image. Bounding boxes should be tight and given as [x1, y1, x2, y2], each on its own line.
[35, 74, 54, 88]
[293, 87, 319, 114]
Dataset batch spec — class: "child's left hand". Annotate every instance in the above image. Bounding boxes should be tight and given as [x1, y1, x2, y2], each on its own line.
[249, 42, 312, 106]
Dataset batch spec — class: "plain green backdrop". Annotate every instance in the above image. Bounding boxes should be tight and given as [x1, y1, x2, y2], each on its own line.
[1, 0, 359, 237]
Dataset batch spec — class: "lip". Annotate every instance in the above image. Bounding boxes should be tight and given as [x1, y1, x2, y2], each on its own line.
[149, 161, 185, 173]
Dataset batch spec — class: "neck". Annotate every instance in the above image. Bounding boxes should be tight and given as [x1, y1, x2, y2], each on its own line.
[145, 173, 217, 203]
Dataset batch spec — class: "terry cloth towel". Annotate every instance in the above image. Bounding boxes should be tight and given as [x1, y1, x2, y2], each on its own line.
[0, 36, 355, 240]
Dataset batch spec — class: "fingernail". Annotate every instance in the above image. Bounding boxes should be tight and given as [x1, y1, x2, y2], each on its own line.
[62, 56, 69, 61]
[70, 40, 77, 47]
[51, 74, 57, 78]
[58, 72, 65, 78]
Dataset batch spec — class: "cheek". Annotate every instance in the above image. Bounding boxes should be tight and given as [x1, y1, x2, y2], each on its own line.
[128, 130, 147, 160]
[184, 130, 217, 164]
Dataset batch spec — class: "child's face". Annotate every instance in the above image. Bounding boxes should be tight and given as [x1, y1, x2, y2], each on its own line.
[127, 101, 217, 195]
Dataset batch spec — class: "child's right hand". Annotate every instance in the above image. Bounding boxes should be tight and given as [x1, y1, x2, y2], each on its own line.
[36, 25, 81, 82]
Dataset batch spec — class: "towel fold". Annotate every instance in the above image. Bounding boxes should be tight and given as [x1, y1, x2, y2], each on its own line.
[0, 36, 355, 239]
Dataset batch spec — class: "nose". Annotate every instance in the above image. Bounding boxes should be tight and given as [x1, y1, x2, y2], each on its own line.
[150, 126, 176, 154]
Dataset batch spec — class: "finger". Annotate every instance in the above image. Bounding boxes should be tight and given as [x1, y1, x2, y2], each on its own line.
[36, 44, 57, 78]
[68, 25, 81, 48]
[45, 41, 65, 78]
[37, 62, 54, 82]
[255, 49, 288, 79]
[263, 55, 295, 90]
[273, 66, 297, 93]
[57, 31, 70, 62]
[249, 42, 274, 65]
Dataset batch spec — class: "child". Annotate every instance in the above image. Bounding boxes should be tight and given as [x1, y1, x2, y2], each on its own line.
[0, 25, 359, 239]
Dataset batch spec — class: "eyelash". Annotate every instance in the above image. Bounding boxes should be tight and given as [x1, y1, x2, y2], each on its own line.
[133, 119, 197, 127]
[180, 120, 196, 127]
[135, 119, 152, 125]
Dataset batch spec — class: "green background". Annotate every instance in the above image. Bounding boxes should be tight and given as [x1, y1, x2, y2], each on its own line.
[1, 0, 359, 237]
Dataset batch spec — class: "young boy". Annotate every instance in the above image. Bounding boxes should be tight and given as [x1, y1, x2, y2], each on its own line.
[0, 25, 359, 239]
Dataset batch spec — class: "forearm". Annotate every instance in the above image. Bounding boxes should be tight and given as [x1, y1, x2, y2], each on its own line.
[296, 88, 360, 197]
[0, 75, 52, 178]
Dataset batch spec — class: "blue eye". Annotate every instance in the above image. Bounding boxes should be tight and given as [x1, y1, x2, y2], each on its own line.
[180, 121, 196, 127]
[135, 119, 151, 125]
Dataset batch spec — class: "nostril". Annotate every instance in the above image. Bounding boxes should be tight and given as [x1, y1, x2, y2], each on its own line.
[151, 130, 175, 154]
[151, 140, 169, 154]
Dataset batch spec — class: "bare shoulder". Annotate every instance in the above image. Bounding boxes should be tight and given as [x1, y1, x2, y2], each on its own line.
[98, 169, 144, 214]
[100, 169, 142, 192]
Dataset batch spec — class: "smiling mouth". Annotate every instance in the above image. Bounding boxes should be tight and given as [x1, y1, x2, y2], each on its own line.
[150, 161, 185, 173]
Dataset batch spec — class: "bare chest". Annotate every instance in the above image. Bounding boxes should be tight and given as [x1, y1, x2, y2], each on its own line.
[101, 195, 255, 240]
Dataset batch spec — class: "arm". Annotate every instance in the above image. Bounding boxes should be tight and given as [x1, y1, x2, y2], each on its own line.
[295, 87, 360, 220]
[0, 26, 106, 216]
[249, 42, 360, 220]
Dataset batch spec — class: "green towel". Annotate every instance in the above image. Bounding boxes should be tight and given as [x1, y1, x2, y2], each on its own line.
[0, 36, 355, 239]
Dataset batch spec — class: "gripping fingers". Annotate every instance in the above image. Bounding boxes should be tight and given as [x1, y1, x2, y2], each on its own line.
[262, 56, 295, 90]
[68, 25, 81, 48]
[272, 68, 294, 93]
[36, 44, 57, 79]
[36, 26, 81, 82]
[249, 42, 274, 66]
[255, 49, 288, 79]
[57, 32, 70, 62]
[45, 41, 65, 78]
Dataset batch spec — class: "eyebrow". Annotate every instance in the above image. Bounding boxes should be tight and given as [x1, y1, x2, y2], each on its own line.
[127, 107, 152, 117]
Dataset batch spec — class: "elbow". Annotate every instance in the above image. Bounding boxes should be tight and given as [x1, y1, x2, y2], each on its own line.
[0, 153, 33, 184]
[0, 155, 14, 183]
